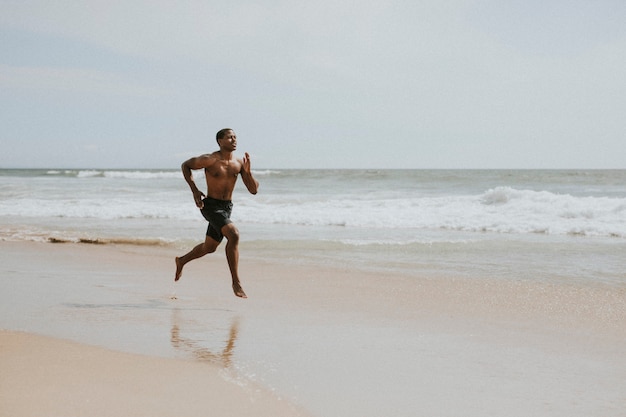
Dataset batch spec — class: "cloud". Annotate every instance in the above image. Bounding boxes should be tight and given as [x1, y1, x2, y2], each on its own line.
[1, 0, 625, 168]
[0, 64, 172, 97]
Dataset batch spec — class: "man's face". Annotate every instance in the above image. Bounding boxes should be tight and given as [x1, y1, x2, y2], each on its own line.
[219, 130, 237, 151]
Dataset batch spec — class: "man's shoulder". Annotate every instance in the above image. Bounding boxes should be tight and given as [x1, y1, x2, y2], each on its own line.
[196, 152, 220, 165]
[204, 151, 222, 159]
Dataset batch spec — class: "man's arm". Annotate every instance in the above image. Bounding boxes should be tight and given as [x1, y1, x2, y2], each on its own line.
[240, 152, 259, 195]
[181, 156, 210, 208]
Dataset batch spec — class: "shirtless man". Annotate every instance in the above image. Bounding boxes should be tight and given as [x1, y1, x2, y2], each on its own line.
[174, 128, 259, 298]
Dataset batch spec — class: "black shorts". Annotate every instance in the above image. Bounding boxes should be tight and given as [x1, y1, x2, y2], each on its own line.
[200, 197, 233, 243]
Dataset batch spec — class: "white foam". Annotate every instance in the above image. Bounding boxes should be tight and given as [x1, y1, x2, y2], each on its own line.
[2, 170, 625, 240]
[76, 170, 103, 178]
[251, 169, 282, 176]
[235, 188, 626, 238]
[41, 169, 183, 179]
[102, 170, 182, 180]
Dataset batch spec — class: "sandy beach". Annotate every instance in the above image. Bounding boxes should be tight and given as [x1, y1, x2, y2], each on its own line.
[1, 240, 625, 417]
[0, 330, 309, 417]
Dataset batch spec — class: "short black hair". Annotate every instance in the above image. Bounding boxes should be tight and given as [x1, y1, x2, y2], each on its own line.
[216, 128, 233, 143]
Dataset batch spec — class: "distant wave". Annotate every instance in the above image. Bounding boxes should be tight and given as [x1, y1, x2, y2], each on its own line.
[251, 169, 281, 176]
[43, 169, 277, 179]
[44, 170, 182, 179]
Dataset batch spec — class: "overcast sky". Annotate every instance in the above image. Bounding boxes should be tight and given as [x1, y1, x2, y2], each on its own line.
[1, 0, 625, 169]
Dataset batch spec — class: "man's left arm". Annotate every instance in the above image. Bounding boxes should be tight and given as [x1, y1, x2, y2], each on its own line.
[240, 152, 259, 195]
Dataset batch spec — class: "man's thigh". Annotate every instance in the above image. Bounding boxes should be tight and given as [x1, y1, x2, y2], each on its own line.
[203, 234, 221, 252]
[220, 223, 239, 240]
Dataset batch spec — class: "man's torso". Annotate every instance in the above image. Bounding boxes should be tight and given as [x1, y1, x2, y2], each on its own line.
[203, 153, 241, 200]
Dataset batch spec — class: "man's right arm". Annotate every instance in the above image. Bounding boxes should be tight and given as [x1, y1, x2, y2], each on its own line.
[181, 156, 209, 208]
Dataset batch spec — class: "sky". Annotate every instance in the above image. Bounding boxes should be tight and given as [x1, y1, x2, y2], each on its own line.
[1, 0, 625, 169]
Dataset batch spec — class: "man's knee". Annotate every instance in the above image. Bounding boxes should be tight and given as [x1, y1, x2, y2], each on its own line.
[222, 224, 239, 243]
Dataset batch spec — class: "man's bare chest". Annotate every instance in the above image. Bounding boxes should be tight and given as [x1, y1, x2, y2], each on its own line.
[205, 162, 239, 180]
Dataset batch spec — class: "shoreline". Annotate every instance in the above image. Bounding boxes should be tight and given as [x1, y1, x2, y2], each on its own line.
[1, 240, 625, 416]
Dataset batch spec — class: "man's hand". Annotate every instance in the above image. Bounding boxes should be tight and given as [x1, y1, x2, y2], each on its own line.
[242, 152, 252, 174]
[240, 152, 258, 195]
[193, 189, 205, 208]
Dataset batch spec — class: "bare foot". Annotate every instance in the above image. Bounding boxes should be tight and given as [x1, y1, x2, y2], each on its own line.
[174, 257, 183, 282]
[232, 283, 247, 298]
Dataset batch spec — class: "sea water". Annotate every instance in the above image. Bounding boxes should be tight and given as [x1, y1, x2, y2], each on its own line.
[1, 169, 625, 286]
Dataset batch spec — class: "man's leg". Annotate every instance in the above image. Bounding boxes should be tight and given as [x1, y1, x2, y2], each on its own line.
[221, 223, 247, 298]
[174, 235, 220, 281]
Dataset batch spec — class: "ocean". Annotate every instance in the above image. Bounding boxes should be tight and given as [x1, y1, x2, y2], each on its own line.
[1, 168, 625, 286]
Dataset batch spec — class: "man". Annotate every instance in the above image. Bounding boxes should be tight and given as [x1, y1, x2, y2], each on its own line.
[174, 128, 259, 298]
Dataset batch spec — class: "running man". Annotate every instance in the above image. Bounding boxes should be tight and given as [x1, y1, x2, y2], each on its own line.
[174, 128, 259, 298]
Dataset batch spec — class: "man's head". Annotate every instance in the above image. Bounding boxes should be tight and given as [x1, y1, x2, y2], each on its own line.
[216, 128, 234, 144]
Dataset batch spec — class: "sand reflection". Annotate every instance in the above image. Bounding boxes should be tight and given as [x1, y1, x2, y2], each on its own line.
[170, 310, 239, 368]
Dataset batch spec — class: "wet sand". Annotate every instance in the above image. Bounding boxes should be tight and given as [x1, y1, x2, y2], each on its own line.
[0, 241, 625, 417]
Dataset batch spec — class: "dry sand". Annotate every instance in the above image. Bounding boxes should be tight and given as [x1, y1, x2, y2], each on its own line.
[0, 330, 309, 417]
